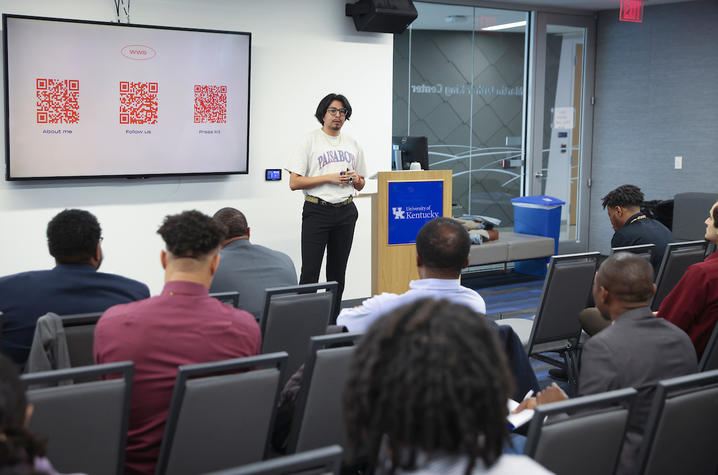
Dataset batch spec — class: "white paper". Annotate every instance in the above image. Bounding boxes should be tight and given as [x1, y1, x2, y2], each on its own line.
[507, 399, 534, 430]
[553, 107, 575, 130]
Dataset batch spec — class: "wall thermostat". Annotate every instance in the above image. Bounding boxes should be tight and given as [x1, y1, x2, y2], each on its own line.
[265, 169, 282, 181]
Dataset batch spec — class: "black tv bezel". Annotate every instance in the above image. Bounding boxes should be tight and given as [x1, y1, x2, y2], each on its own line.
[3, 13, 252, 181]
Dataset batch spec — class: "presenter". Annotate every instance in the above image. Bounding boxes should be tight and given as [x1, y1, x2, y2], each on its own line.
[286, 93, 367, 309]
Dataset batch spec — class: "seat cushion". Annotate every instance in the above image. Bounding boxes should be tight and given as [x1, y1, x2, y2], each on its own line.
[469, 240, 509, 266]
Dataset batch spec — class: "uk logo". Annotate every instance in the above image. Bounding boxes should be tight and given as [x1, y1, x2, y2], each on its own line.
[392, 207, 406, 219]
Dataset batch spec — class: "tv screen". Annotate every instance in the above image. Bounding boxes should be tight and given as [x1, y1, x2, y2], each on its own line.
[3, 14, 251, 180]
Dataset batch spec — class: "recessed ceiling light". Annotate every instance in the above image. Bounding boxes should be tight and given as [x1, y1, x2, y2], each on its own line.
[481, 20, 527, 31]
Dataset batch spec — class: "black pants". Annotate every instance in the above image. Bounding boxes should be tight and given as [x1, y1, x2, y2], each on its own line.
[299, 200, 358, 311]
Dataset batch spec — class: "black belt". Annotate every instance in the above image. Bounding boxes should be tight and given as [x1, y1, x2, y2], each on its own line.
[305, 195, 353, 207]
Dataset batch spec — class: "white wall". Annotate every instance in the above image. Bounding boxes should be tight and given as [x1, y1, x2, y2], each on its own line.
[0, 0, 392, 299]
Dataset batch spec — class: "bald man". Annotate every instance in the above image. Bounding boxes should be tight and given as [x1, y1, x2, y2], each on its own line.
[517, 253, 696, 475]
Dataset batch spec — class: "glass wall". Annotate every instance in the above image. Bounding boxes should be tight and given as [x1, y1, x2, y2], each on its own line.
[393, 3, 528, 226]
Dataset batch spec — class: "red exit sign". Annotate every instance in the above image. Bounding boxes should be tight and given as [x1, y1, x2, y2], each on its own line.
[620, 0, 644, 22]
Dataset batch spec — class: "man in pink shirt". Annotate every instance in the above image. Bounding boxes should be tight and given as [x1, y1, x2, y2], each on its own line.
[94, 210, 261, 474]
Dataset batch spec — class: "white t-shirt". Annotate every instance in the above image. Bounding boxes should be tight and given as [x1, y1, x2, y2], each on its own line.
[286, 128, 368, 203]
[397, 454, 554, 474]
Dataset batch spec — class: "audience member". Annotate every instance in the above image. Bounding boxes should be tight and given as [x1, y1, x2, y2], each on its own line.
[656, 201, 718, 358]
[0, 353, 63, 474]
[338, 217, 537, 400]
[210, 207, 297, 321]
[602, 184, 674, 274]
[0, 209, 149, 367]
[94, 210, 261, 475]
[577, 184, 676, 337]
[516, 253, 696, 475]
[337, 217, 486, 331]
[344, 298, 552, 474]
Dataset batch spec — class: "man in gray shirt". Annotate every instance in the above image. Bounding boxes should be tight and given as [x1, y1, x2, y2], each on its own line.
[210, 207, 298, 321]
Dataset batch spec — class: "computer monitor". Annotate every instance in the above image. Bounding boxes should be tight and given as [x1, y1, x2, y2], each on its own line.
[392, 136, 429, 171]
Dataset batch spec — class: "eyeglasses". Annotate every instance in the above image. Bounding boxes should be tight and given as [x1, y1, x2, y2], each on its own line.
[327, 107, 348, 116]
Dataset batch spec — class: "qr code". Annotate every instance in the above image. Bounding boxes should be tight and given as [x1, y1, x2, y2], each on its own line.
[194, 85, 227, 123]
[36, 78, 80, 124]
[119, 81, 158, 125]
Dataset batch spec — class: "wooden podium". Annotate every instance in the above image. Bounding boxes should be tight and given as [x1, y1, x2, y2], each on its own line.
[371, 170, 453, 295]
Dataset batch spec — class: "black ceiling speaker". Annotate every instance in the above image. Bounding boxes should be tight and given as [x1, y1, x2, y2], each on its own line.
[346, 0, 418, 34]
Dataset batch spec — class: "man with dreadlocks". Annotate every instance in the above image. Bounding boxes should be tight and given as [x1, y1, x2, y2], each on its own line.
[344, 298, 552, 474]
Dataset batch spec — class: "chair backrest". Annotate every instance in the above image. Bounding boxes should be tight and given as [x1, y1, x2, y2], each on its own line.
[612, 243, 654, 265]
[287, 333, 359, 455]
[205, 445, 343, 475]
[672, 192, 718, 241]
[22, 361, 133, 475]
[59, 312, 102, 368]
[651, 240, 708, 311]
[636, 369, 718, 475]
[155, 352, 288, 475]
[261, 282, 338, 385]
[699, 320, 718, 372]
[526, 252, 600, 356]
[524, 387, 636, 475]
[210, 291, 240, 309]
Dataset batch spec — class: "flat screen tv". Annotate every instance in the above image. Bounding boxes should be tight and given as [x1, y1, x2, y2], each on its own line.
[3, 14, 251, 180]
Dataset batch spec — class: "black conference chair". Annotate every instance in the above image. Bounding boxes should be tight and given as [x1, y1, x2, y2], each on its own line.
[22, 361, 134, 475]
[636, 369, 718, 475]
[524, 387, 637, 475]
[498, 252, 600, 392]
[205, 445, 343, 475]
[672, 192, 718, 241]
[210, 290, 240, 308]
[60, 311, 103, 368]
[699, 321, 718, 372]
[651, 240, 708, 311]
[260, 282, 338, 386]
[612, 243, 654, 265]
[286, 333, 359, 455]
[155, 352, 288, 475]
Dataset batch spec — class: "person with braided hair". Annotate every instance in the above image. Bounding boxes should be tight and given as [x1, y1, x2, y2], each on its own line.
[343, 298, 552, 475]
[0, 353, 64, 474]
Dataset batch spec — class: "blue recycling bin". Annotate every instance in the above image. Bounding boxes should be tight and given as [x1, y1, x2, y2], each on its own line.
[511, 195, 565, 277]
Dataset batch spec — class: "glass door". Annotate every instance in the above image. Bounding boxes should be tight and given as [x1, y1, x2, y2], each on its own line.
[527, 13, 596, 253]
[393, 3, 529, 229]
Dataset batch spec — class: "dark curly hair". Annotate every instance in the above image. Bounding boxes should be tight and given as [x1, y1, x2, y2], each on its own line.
[314, 93, 352, 125]
[415, 217, 471, 274]
[212, 207, 248, 239]
[601, 184, 644, 209]
[46, 209, 101, 264]
[157, 210, 226, 258]
[343, 299, 513, 474]
[0, 354, 46, 470]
